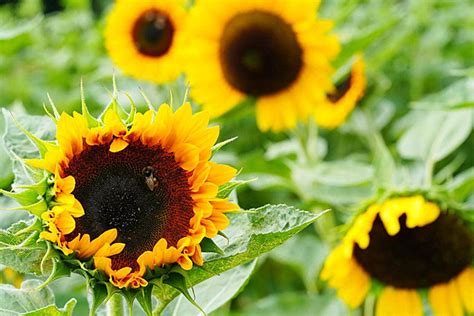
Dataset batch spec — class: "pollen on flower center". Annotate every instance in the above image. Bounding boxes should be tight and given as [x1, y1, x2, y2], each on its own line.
[219, 10, 303, 96]
[132, 9, 174, 57]
[353, 213, 473, 288]
[64, 142, 194, 270]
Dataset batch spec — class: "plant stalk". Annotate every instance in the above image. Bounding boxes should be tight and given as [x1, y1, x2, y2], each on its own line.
[107, 294, 125, 316]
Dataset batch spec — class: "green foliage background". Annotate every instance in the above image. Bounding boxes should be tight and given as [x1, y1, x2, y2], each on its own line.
[0, 0, 473, 315]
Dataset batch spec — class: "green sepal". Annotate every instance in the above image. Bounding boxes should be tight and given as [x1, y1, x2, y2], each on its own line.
[217, 231, 229, 242]
[104, 281, 121, 299]
[136, 285, 153, 316]
[44, 94, 61, 121]
[80, 79, 100, 127]
[217, 179, 253, 199]
[211, 136, 238, 154]
[15, 176, 50, 196]
[200, 237, 224, 256]
[123, 92, 138, 125]
[13, 218, 42, 236]
[0, 188, 41, 207]
[161, 271, 206, 316]
[121, 288, 139, 315]
[139, 89, 156, 112]
[0, 198, 48, 217]
[86, 280, 108, 316]
[100, 79, 130, 122]
[39, 256, 72, 289]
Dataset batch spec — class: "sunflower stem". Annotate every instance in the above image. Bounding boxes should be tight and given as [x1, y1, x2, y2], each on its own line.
[293, 120, 319, 165]
[107, 294, 125, 316]
[363, 294, 376, 316]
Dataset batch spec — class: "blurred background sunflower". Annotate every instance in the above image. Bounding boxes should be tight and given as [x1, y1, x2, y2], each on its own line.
[183, 0, 340, 132]
[322, 195, 473, 316]
[105, 0, 186, 83]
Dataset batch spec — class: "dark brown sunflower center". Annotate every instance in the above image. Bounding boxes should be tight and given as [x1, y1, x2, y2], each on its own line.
[64, 142, 194, 270]
[327, 75, 351, 103]
[353, 213, 473, 289]
[219, 10, 303, 96]
[132, 9, 174, 57]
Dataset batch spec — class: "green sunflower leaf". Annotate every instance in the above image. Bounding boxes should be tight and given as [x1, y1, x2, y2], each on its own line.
[0, 220, 47, 275]
[162, 260, 257, 316]
[154, 204, 326, 311]
[1, 110, 55, 187]
[0, 279, 76, 316]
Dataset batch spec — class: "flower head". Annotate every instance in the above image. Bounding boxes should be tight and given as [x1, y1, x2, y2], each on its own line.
[105, 0, 186, 83]
[183, 0, 340, 132]
[27, 100, 238, 289]
[321, 195, 474, 316]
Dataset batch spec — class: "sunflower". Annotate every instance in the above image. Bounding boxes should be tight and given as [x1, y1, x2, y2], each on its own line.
[183, 0, 340, 132]
[27, 102, 238, 289]
[314, 56, 366, 129]
[321, 196, 474, 316]
[105, 0, 186, 83]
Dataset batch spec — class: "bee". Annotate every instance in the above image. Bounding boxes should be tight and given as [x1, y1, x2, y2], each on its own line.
[142, 166, 159, 191]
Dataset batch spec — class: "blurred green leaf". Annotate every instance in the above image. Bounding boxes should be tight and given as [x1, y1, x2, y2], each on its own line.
[265, 138, 327, 161]
[290, 162, 375, 204]
[310, 160, 374, 186]
[0, 279, 76, 315]
[270, 234, 329, 291]
[333, 15, 399, 71]
[397, 109, 473, 162]
[162, 260, 257, 316]
[244, 174, 290, 191]
[412, 78, 474, 110]
[0, 15, 43, 40]
[0, 115, 14, 189]
[232, 291, 348, 316]
[447, 168, 474, 202]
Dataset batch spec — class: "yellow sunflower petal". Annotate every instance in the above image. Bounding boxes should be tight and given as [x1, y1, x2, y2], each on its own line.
[429, 281, 464, 316]
[206, 162, 237, 186]
[376, 287, 423, 316]
[109, 138, 130, 153]
[455, 267, 474, 312]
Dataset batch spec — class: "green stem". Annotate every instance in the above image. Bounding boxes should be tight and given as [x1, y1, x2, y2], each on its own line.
[107, 294, 125, 316]
[363, 294, 376, 316]
[306, 120, 319, 163]
[424, 159, 434, 189]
